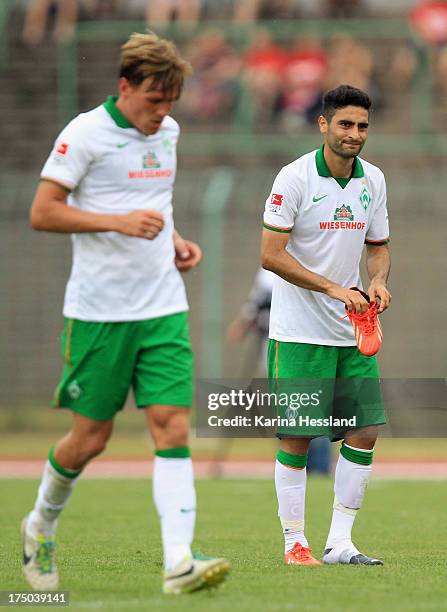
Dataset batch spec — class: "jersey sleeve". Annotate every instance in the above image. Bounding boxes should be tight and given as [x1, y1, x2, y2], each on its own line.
[40, 118, 95, 191]
[365, 173, 390, 245]
[263, 167, 301, 233]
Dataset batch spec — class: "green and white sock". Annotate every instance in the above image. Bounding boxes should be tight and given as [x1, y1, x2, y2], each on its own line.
[325, 442, 373, 549]
[152, 447, 196, 571]
[28, 447, 81, 537]
[275, 450, 308, 552]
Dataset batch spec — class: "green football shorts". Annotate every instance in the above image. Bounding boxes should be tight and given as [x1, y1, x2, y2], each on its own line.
[267, 340, 385, 440]
[53, 312, 193, 421]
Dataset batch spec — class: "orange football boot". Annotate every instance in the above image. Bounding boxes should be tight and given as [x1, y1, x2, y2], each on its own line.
[345, 288, 383, 357]
[284, 542, 321, 566]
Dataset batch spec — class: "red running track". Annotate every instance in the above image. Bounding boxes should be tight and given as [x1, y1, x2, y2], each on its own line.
[1, 460, 447, 479]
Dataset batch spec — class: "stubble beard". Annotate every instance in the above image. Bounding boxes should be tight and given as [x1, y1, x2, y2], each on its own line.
[327, 137, 365, 159]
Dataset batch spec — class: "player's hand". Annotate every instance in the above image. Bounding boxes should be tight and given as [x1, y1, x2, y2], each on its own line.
[327, 285, 370, 314]
[367, 280, 391, 313]
[118, 209, 164, 239]
[174, 235, 202, 271]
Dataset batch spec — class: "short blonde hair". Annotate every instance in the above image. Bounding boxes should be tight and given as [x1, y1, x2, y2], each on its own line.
[120, 32, 192, 96]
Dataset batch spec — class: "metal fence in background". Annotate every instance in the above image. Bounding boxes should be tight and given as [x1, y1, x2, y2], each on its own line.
[1, 156, 445, 409]
[0, 12, 446, 410]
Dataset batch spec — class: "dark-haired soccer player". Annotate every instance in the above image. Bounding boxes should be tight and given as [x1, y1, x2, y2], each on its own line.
[262, 84, 391, 566]
[22, 32, 229, 594]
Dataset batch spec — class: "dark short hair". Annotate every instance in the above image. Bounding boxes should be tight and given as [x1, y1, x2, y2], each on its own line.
[322, 85, 372, 122]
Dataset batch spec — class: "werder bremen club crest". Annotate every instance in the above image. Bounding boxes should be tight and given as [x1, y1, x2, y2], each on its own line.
[359, 186, 372, 211]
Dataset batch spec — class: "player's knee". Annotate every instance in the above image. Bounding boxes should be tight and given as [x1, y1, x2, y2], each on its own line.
[280, 438, 311, 456]
[151, 409, 190, 448]
[81, 433, 110, 461]
[345, 425, 378, 450]
[150, 408, 189, 431]
[158, 421, 189, 448]
[162, 428, 189, 448]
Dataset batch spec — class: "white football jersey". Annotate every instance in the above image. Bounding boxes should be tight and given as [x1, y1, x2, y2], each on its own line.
[263, 147, 389, 345]
[41, 96, 188, 322]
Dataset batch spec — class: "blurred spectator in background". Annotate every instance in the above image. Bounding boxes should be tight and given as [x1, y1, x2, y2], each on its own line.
[21, 0, 117, 45]
[388, 42, 419, 91]
[91, 0, 120, 20]
[410, 0, 447, 46]
[242, 28, 287, 126]
[280, 36, 328, 129]
[233, 0, 300, 24]
[409, 0, 447, 98]
[22, 0, 78, 46]
[324, 34, 374, 93]
[435, 45, 447, 96]
[324, 0, 366, 18]
[146, 0, 201, 29]
[179, 30, 240, 122]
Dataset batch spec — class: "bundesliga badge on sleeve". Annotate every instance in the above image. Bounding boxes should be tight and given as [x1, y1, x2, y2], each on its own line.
[345, 287, 383, 356]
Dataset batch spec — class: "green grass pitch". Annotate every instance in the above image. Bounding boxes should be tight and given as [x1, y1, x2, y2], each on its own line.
[1, 478, 446, 612]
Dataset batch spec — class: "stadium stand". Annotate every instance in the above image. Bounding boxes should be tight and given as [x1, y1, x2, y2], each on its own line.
[1, 0, 446, 406]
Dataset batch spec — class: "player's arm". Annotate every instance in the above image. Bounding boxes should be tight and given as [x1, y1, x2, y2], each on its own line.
[226, 291, 258, 344]
[261, 229, 369, 313]
[30, 179, 164, 239]
[173, 228, 202, 271]
[365, 243, 391, 313]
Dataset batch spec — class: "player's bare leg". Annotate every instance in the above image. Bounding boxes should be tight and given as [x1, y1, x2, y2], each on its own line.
[276, 438, 321, 566]
[323, 425, 383, 565]
[51, 413, 114, 470]
[146, 406, 230, 593]
[22, 414, 114, 589]
[345, 424, 378, 451]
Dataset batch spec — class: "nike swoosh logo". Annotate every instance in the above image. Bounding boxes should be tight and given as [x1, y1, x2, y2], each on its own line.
[312, 194, 328, 203]
[165, 565, 194, 580]
[180, 508, 196, 513]
[116, 142, 131, 149]
[23, 549, 32, 565]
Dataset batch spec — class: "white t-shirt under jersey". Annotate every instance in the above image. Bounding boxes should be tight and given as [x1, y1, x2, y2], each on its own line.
[263, 146, 389, 346]
[41, 96, 188, 322]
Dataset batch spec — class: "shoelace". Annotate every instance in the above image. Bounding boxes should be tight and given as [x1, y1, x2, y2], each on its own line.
[290, 543, 312, 561]
[344, 304, 378, 335]
[349, 305, 378, 336]
[36, 537, 55, 574]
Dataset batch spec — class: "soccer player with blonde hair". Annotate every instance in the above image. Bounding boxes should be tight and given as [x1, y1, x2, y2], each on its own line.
[22, 32, 229, 595]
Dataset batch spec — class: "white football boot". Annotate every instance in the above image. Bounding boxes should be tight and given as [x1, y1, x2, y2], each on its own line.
[163, 553, 230, 594]
[21, 516, 59, 590]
